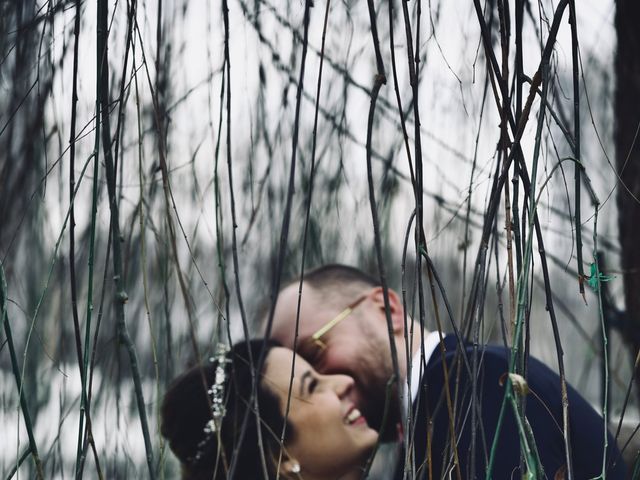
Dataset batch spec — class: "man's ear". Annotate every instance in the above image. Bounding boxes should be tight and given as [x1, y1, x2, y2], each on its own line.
[369, 286, 405, 333]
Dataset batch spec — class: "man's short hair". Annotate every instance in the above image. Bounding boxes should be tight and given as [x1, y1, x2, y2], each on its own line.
[258, 264, 379, 329]
[295, 264, 379, 304]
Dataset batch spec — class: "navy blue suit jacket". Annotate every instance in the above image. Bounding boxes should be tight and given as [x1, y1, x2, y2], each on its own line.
[396, 334, 625, 479]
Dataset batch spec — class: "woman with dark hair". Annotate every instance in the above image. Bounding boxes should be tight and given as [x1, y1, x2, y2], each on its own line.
[161, 339, 378, 479]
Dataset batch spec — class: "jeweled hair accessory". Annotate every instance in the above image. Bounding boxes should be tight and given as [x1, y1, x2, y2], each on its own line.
[190, 343, 230, 464]
[207, 343, 231, 431]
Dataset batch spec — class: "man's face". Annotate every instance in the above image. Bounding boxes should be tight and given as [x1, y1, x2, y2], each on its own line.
[270, 283, 401, 439]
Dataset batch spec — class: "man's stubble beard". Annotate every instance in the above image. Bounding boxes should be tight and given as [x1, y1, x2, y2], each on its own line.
[358, 335, 403, 442]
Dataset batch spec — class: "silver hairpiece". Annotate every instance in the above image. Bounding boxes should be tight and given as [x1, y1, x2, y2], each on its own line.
[190, 343, 231, 464]
[207, 344, 231, 431]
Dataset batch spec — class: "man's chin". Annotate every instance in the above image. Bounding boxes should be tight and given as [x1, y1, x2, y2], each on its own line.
[376, 418, 403, 442]
[363, 400, 402, 442]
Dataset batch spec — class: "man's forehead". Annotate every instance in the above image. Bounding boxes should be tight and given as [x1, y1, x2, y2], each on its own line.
[271, 283, 326, 345]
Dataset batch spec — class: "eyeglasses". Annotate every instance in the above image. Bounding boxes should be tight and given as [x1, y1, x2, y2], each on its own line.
[308, 294, 368, 352]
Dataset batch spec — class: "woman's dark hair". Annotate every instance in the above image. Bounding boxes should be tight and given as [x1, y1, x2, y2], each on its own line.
[161, 339, 292, 479]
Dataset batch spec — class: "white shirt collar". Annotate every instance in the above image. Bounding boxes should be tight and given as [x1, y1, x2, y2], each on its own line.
[406, 330, 442, 406]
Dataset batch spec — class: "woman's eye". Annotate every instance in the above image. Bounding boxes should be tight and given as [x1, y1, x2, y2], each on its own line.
[308, 378, 318, 394]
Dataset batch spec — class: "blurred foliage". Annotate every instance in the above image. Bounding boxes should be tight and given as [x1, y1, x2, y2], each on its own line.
[0, 0, 634, 477]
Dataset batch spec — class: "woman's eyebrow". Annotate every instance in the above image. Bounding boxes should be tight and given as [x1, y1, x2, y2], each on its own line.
[299, 370, 313, 396]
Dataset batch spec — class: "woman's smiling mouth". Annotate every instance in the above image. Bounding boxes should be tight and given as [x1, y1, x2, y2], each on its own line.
[344, 406, 367, 426]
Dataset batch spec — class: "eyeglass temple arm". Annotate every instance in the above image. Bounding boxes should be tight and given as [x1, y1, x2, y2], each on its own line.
[311, 307, 353, 340]
[310, 295, 368, 341]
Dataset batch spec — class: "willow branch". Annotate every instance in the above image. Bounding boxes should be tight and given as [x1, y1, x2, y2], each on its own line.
[97, 0, 155, 475]
[1, 265, 44, 480]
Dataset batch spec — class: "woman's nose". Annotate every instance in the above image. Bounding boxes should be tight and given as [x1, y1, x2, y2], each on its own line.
[332, 374, 355, 398]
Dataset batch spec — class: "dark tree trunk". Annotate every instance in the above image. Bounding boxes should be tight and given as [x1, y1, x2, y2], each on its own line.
[615, 0, 640, 371]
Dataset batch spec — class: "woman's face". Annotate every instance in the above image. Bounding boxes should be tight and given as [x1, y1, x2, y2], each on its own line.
[263, 347, 378, 478]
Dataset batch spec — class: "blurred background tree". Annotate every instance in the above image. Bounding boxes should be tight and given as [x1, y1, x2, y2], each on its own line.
[1, 0, 638, 478]
[616, 0, 640, 400]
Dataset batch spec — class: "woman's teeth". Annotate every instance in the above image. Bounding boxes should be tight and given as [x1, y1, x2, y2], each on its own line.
[346, 408, 362, 424]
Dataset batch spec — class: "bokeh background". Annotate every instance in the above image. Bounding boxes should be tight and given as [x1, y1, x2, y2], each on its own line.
[2, 0, 638, 478]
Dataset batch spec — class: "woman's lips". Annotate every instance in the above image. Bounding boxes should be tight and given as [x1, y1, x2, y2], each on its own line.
[344, 406, 368, 426]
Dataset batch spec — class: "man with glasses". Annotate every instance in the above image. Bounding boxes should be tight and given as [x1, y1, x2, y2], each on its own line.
[268, 264, 625, 479]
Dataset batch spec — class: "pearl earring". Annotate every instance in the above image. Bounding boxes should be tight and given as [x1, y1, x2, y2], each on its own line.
[291, 463, 301, 474]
